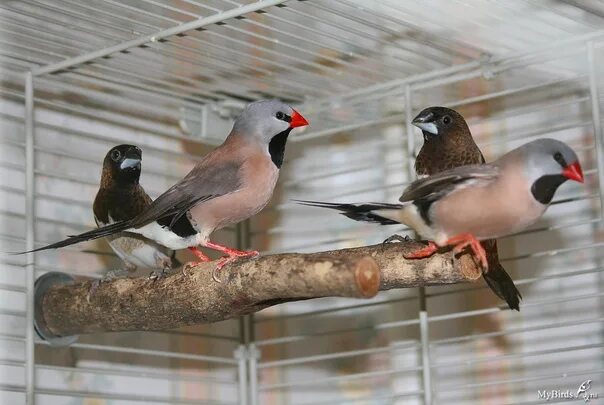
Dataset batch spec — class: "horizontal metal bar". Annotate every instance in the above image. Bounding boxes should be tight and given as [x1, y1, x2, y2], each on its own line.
[307, 30, 604, 108]
[255, 317, 420, 347]
[258, 341, 419, 369]
[432, 342, 604, 369]
[0, 358, 236, 384]
[254, 294, 418, 324]
[285, 389, 423, 405]
[437, 367, 604, 395]
[431, 316, 604, 347]
[425, 257, 604, 301]
[0, 383, 235, 405]
[33, 0, 290, 76]
[0, 112, 207, 163]
[259, 364, 422, 391]
[428, 291, 604, 323]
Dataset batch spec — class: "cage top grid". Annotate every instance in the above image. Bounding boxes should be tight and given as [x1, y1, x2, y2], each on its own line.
[2, 0, 603, 106]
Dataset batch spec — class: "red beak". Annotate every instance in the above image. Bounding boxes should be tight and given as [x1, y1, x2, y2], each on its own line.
[562, 161, 584, 183]
[290, 109, 309, 128]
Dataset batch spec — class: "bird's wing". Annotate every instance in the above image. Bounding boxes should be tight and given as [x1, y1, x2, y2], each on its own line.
[131, 160, 243, 229]
[399, 164, 499, 202]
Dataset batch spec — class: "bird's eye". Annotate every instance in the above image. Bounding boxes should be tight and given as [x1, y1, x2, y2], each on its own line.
[276, 111, 285, 120]
[553, 152, 565, 165]
[111, 150, 121, 161]
[443, 115, 451, 125]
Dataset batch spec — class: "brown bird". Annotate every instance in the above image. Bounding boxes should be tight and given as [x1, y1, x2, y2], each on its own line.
[93, 144, 178, 281]
[22, 99, 309, 281]
[412, 106, 522, 310]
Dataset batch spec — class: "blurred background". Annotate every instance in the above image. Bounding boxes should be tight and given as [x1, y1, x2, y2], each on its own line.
[0, 0, 603, 404]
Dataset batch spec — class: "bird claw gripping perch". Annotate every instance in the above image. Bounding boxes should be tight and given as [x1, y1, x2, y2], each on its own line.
[212, 248, 260, 283]
[87, 267, 132, 301]
[382, 234, 411, 245]
[447, 233, 489, 271]
[403, 241, 439, 260]
[182, 247, 212, 276]
[403, 234, 488, 272]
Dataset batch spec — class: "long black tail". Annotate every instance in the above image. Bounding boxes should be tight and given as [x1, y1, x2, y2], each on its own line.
[483, 262, 522, 311]
[17, 220, 133, 254]
[294, 200, 403, 225]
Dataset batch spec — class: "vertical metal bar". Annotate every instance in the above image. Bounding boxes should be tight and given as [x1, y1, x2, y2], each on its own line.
[405, 85, 431, 403]
[587, 41, 604, 216]
[419, 296, 432, 405]
[24, 71, 36, 405]
[249, 343, 260, 405]
[237, 220, 256, 405]
[234, 345, 248, 405]
[404, 84, 415, 176]
[200, 105, 208, 139]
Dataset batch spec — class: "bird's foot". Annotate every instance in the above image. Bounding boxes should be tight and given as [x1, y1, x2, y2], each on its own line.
[182, 247, 212, 276]
[382, 234, 411, 248]
[385, 234, 411, 244]
[403, 241, 438, 260]
[211, 250, 260, 283]
[202, 241, 260, 282]
[87, 279, 102, 302]
[148, 267, 168, 281]
[447, 233, 489, 271]
[87, 268, 130, 301]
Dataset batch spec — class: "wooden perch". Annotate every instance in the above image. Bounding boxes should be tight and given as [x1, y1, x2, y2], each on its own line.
[36, 240, 481, 339]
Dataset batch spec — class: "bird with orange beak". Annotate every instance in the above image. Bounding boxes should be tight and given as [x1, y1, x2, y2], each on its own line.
[298, 138, 584, 271]
[23, 99, 309, 281]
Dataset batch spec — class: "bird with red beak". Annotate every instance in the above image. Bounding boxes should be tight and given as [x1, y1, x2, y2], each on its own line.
[24, 100, 309, 281]
[298, 138, 583, 272]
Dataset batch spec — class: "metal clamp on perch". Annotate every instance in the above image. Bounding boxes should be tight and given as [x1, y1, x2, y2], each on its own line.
[32, 241, 481, 342]
[34, 271, 79, 347]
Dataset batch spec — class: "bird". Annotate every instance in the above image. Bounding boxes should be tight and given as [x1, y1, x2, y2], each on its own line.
[93, 144, 179, 282]
[412, 106, 522, 310]
[20, 99, 309, 281]
[297, 138, 584, 278]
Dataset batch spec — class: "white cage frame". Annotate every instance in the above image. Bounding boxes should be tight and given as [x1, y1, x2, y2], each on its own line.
[2, 1, 603, 404]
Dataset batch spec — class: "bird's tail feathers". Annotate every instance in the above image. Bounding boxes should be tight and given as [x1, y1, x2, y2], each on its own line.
[483, 262, 522, 311]
[294, 199, 403, 225]
[14, 220, 133, 254]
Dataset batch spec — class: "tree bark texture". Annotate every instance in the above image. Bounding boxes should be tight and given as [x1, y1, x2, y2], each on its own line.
[39, 240, 481, 337]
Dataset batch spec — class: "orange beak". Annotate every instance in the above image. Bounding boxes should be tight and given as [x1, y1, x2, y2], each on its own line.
[290, 109, 309, 128]
[562, 161, 584, 183]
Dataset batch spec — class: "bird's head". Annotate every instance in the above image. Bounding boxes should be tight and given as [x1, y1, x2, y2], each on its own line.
[102, 144, 142, 185]
[524, 138, 583, 204]
[232, 99, 309, 168]
[412, 106, 469, 141]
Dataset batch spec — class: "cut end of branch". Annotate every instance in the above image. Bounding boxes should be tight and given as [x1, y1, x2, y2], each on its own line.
[354, 256, 380, 298]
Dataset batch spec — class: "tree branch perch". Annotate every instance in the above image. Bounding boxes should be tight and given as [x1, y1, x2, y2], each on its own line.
[35, 240, 481, 341]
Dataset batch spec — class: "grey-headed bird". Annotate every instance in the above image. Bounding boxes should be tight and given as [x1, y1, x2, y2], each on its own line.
[412, 106, 522, 310]
[22, 100, 309, 280]
[297, 138, 583, 270]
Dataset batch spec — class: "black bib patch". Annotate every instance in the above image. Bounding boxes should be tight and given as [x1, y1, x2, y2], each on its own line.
[268, 128, 292, 168]
[531, 174, 567, 205]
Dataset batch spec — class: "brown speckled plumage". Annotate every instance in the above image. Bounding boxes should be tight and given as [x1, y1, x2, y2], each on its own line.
[94, 145, 176, 272]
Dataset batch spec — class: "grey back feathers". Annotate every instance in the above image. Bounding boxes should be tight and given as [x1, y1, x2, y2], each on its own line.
[132, 160, 242, 229]
[400, 164, 500, 203]
[231, 99, 295, 143]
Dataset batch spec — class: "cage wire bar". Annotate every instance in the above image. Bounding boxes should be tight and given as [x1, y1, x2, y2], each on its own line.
[8, 1, 604, 404]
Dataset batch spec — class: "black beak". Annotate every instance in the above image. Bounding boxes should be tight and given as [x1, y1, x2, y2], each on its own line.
[412, 111, 434, 124]
[412, 111, 438, 135]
